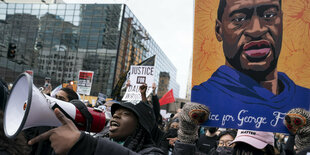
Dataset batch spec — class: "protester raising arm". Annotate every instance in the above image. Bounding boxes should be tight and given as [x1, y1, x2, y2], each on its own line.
[283, 108, 310, 155]
[150, 83, 162, 125]
[140, 84, 148, 103]
[139, 83, 164, 146]
[173, 102, 210, 154]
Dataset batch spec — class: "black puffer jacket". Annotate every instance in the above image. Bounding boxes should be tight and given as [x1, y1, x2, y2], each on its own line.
[69, 133, 163, 155]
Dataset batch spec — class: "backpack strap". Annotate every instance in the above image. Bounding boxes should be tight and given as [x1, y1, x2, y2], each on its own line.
[70, 99, 93, 132]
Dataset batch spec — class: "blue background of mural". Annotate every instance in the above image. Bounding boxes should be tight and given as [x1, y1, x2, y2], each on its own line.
[191, 65, 310, 133]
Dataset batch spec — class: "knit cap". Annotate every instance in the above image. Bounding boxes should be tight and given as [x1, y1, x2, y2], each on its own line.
[284, 108, 310, 151]
[178, 102, 209, 144]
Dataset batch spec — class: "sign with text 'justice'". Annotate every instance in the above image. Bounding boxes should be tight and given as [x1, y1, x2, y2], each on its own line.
[122, 66, 154, 103]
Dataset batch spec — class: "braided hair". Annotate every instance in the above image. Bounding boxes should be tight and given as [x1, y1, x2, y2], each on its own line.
[124, 124, 150, 152]
[103, 124, 151, 153]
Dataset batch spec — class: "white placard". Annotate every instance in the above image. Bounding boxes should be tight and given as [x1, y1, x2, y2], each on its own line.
[77, 70, 94, 95]
[122, 66, 154, 103]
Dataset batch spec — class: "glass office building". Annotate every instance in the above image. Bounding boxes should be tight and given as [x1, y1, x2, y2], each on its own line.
[0, 3, 180, 97]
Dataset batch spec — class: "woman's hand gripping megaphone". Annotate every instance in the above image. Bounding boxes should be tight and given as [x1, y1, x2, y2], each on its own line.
[28, 108, 81, 155]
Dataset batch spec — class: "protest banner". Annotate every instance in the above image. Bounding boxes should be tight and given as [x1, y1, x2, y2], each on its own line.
[111, 55, 155, 100]
[192, 0, 310, 133]
[77, 70, 94, 95]
[122, 65, 154, 103]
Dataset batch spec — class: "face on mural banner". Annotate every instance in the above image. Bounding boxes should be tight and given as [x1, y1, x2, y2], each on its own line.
[191, 0, 310, 133]
[216, 0, 282, 81]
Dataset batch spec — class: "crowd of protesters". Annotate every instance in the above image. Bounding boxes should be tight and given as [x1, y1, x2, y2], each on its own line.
[1, 0, 310, 154]
[1, 77, 310, 155]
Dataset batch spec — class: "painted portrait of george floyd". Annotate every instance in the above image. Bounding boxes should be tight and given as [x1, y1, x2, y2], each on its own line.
[191, 0, 310, 133]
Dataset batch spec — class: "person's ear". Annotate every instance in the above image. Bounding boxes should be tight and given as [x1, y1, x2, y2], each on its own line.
[215, 19, 223, 42]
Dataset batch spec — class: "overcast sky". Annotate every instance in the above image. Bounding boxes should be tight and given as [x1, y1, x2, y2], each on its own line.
[63, 0, 194, 98]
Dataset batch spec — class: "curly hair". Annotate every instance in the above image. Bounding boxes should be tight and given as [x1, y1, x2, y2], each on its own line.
[0, 111, 31, 155]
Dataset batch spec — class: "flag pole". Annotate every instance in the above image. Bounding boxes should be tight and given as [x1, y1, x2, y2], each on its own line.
[174, 101, 177, 113]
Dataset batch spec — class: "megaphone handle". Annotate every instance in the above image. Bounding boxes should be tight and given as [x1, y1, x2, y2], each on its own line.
[51, 103, 77, 126]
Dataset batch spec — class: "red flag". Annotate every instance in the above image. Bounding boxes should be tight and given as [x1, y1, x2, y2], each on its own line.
[159, 89, 175, 106]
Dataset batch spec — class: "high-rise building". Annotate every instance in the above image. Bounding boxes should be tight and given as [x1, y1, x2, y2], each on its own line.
[0, 3, 180, 97]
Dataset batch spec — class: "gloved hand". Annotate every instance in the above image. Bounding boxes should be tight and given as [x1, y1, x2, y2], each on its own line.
[284, 108, 310, 151]
[178, 102, 209, 144]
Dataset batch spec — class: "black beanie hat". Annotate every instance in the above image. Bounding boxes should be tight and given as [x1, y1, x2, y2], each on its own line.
[111, 101, 156, 135]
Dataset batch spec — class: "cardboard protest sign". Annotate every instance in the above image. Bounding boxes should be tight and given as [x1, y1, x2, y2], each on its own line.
[192, 0, 310, 133]
[122, 66, 154, 103]
[77, 70, 94, 95]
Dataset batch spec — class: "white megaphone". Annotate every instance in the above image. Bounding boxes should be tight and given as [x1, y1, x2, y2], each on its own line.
[4, 73, 106, 139]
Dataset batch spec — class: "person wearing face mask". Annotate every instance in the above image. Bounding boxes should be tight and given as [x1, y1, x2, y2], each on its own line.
[208, 130, 237, 155]
[197, 127, 219, 154]
[159, 118, 179, 154]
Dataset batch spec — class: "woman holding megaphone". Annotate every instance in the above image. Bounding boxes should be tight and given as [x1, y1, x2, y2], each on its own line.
[3, 73, 163, 155]
[28, 100, 164, 155]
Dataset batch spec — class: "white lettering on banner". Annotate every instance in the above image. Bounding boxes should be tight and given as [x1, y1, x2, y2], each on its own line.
[222, 114, 235, 125]
[237, 109, 267, 128]
[204, 109, 288, 130]
[209, 113, 220, 121]
[136, 76, 146, 84]
[270, 111, 286, 127]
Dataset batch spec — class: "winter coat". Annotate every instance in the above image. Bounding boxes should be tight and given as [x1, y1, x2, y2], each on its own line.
[69, 133, 164, 155]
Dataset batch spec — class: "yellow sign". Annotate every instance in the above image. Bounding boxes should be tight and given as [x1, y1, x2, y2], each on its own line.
[62, 81, 77, 92]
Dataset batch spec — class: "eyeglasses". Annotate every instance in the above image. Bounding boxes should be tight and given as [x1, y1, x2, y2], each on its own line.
[218, 140, 233, 147]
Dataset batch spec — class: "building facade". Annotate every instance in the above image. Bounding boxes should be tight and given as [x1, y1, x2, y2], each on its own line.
[0, 3, 180, 97]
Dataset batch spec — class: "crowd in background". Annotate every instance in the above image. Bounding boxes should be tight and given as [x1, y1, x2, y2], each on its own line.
[1, 77, 310, 155]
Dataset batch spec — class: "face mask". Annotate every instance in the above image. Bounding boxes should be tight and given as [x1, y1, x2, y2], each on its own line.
[208, 127, 217, 134]
[216, 146, 233, 155]
[167, 128, 178, 137]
